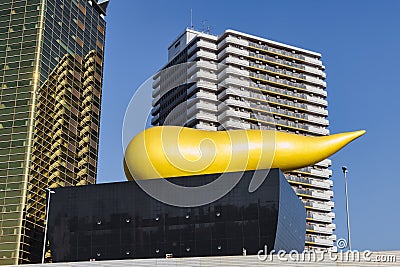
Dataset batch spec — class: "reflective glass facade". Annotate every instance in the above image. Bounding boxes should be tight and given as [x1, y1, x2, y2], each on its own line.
[47, 169, 305, 262]
[0, 0, 108, 264]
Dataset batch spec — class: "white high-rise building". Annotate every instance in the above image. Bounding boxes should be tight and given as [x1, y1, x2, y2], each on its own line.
[152, 28, 335, 251]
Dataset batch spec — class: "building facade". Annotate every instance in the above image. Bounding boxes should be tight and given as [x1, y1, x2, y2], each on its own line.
[152, 29, 335, 251]
[0, 0, 109, 264]
[47, 169, 305, 262]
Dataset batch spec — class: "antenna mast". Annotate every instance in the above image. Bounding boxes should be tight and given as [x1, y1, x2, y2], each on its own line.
[190, 9, 193, 29]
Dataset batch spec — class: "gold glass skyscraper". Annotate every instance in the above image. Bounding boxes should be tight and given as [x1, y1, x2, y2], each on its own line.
[0, 0, 109, 264]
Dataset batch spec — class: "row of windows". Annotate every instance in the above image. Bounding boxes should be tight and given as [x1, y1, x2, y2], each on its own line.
[43, 17, 103, 46]
[0, 10, 41, 22]
[42, 34, 103, 61]
[0, 119, 28, 128]
[0, 53, 36, 66]
[0, 92, 31, 103]
[0, 0, 39, 11]
[0, 209, 21, 221]
[0, 86, 33, 98]
[44, 11, 104, 42]
[1, 72, 34, 83]
[0, 224, 20, 235]
[40, 49, 102, 79]
[0, 72, 34, 84]
[30, 132, 98, 159]
[0, 10, 38, 28]
[0, 158, 25, 166]
[0, 106, 30, 116]
[0, 49, 36, 61]
[2, 30, 37, 51]
[0, 31, 37, 47]
[47, 0, 105, 26]
[36, 102, 101, 130]
[37, 89, 101, 111]
[0, 168, 25, 178]
[45, 0, 105, 34]
[1, 79, 33, 89]
[0, 182, 25, 193]
[0, 41, 37, 55]
[0, 24, 39, 39]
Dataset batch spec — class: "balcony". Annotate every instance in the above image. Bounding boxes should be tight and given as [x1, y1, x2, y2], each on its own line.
[249, 61, 307, 81]
[187, 61, 218, 77]
[220, 55, 249, 67]
[187, 100, 217, 115]
[188, 71, 217, 83]
[77, 168, 87, 177]
[78, 146, 89, 157]
[218, 36, 248, 49]
[197, 39, 217, 51]
[307, 115, 329, 126]
[249, 112, 310, 132]
[306, 224, 334, 235]
[308, 126, 330, 136]
[307, 95, 328, 107]
[219, 109, 250, 120]
[304, 65, 326, 78]
[249, 51, 306, 71]
[296, 188, 333, 201]
[78, 158, 88, 168]
[248, 101, 309, 122]
[188, 50, 217, 62]
[249, 90, 307, 110]
[222, 98, 250, 110]
[287, 175, 332, 190]
[195, 91, 217, 101]
[249, 82, 307, 101]
[218, 46, 249, 59]
[248, 42, 307, 61]
[186, 111, 217, 124]
[217, 66, 249, 81]
[310, 168, 333, 178]
[315, 159, 332, 168]
[306, 211, 334, 223]
[303, 55, 323, 66]
[218, 80, 250, 94]
[306, 235, 334, 247]
[305, 75, 326, 88]
[249, 72, 308, 92]
[196, 81, 218, 92]
[304, 84, 327, 97]
[195, 123, 217, 131]
[219, 87, 250, 100]
[218, 119, 250, 130]
[304, 200, 334, 212]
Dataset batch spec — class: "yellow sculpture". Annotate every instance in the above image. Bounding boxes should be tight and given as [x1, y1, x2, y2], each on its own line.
[124, 126, 365, 180]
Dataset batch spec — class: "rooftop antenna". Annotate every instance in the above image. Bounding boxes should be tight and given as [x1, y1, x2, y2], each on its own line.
[201, 20, 208, 32]
[190, 9, 194, 29]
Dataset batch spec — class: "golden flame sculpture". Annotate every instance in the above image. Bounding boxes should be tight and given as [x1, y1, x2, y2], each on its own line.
[124, 126, 365, 180]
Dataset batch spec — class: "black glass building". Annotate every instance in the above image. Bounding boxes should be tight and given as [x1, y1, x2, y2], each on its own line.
[47, 169, 305, 262]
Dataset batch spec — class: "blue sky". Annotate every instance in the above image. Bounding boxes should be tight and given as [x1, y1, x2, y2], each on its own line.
[97, 1, 400, 251]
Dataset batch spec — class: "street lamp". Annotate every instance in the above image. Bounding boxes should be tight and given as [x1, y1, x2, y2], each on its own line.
[42, 188, 55, 264]
[342, 166, 352, 251]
